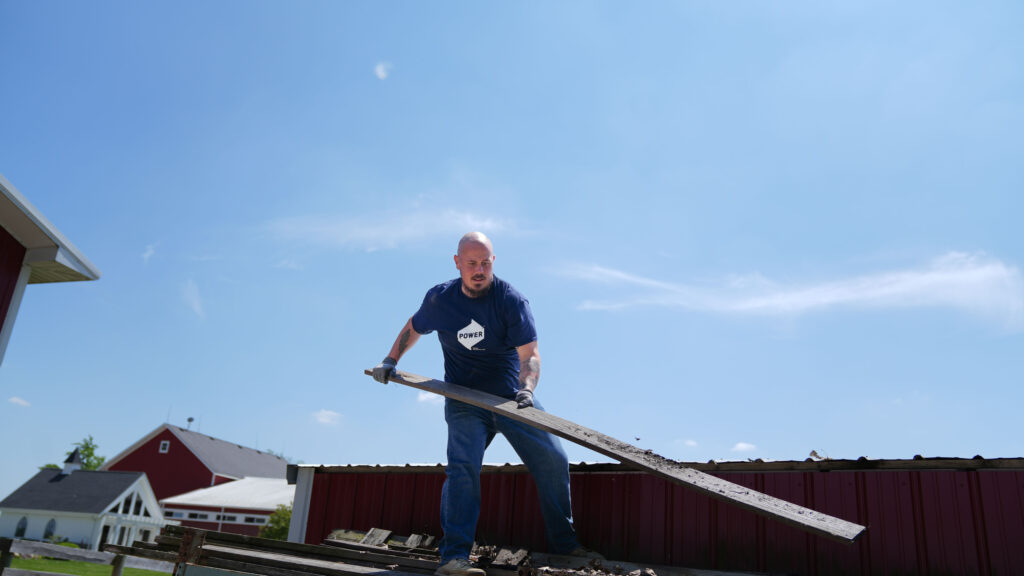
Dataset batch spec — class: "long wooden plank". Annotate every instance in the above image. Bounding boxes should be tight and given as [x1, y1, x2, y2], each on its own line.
[365, 369, 866, 544]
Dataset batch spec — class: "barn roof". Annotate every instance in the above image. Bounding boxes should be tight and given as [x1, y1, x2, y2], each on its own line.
[0, 468, 143, 514]
[103, 424, 288, 480]
[161, 477, 294, 511]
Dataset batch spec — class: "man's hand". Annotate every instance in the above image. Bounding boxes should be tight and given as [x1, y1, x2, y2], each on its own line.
[372, 357, 398, 384]
[515, 389, 534, 409]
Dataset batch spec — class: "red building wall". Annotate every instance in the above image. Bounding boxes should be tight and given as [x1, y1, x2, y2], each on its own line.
[163, 504, 269, 537]
[0, 225, 26, 333]
[107, 428, 215, 500]
[300, 463, 1024, 576]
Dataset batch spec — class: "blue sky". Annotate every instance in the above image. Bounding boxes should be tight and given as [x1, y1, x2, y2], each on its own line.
[2, 1, 1022, 500]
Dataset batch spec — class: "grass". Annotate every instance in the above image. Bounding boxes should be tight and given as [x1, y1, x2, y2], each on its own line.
[10, 557, 169, 576]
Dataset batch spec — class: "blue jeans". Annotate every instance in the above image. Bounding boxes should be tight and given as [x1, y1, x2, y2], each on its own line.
[439, 398, 578, 563]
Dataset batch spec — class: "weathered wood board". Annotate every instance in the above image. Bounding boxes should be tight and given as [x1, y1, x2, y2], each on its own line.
[364, 369, 866, 544]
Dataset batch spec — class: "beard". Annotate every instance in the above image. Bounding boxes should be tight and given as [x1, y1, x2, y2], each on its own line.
[463, 275, 493, 298]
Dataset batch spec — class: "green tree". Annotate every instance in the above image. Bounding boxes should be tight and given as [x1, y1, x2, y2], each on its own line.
[40, 435, 106, 470]
[258, 504, 292, 541]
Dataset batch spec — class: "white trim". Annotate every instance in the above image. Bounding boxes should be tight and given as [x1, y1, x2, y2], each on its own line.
[0, 263, 30, 365]
[101, 424, 170, 470]
[0, 173, 100, 282]
[287, 467, 314, 543]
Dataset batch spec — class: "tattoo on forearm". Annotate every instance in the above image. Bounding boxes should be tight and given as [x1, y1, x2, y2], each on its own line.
[397, 329, 411, 356]
[520, 356, 540, 389]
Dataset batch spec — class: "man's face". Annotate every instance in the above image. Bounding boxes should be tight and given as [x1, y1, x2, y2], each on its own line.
[455, 241, 495, 298]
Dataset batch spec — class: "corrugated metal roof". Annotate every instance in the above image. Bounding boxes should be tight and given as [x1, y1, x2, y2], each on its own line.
[0, 469, 143, 513]
[161, 477, 294, 511]
[289, 455, 1024, 478]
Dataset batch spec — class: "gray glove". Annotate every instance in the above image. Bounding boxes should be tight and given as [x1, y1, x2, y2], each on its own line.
[515, 389, 534, 409]
[372, 357, 398, 384]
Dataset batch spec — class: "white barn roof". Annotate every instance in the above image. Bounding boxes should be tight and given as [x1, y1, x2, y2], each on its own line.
[160, 477, 294, 511]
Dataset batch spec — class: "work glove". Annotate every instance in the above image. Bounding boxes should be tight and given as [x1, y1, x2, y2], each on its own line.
[372, 357, 398, 384]
[515, 389, 534, 409]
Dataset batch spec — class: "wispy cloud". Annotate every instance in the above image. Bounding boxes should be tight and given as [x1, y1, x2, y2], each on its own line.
[374, 62, 393, 80]
[269, 208, 512, 252]
[142, 244, 156, 264]
[566, 252, 1024, 328]
[313, 409, 340, 425]
[8, 397, 30, 407]
[732, 442, 757, 452]
[417, 391, 444, 405]
[275, 259, 304, 271]
[182, 279, 205, 319]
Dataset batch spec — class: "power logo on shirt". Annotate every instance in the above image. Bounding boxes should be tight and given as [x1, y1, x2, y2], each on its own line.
[458, 319, 485, 350]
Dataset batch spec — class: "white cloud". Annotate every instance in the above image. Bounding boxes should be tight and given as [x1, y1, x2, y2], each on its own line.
[314, 409, 340, 425]
[374, 62, 393, 80]
[142, 244, 156, 264]
[8, 396, 30, 407]
[732, 442, 757, 452]
[417, 391, 444, 405]
[269, 208, 512, 252]
[182, 279, 205, 319]
[684, 439, 698, 447]
[567, 252, 1024, 328]
[275, 259, 304, 271]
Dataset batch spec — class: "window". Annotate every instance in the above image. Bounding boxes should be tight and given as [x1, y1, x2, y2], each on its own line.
[216, 515, 236, 522]
[164, 511, 174, 517]
[15, 517, 28, 538]
[133, 498, 142, 516]
[121, 496, 132, 514]
[187, 512, 208, 520]
[244, 516, 266, 524]
[159, 440, 170, 454]
[141, 530, 151, 543]
[43, 519, 57, 540]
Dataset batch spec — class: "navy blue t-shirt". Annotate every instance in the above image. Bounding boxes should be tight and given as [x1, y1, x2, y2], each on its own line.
[411, 275, 537, 399]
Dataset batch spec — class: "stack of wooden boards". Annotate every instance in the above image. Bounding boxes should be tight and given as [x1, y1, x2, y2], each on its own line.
[103, 525, 767, 576]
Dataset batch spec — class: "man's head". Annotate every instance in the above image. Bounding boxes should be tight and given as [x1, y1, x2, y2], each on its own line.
[455, 231, 495, 298]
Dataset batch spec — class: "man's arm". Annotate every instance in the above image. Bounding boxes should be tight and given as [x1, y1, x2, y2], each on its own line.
[372, 317, 422, 384]
[387, 317, 422, 361]
[515, 340, 540, 408]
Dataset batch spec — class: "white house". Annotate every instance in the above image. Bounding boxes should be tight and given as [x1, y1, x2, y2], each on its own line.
[0, 450, 168, 550]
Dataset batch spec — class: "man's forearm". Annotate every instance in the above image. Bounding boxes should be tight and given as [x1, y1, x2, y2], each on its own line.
[387, 318, 421, 361]
[518, 343, 541, 392]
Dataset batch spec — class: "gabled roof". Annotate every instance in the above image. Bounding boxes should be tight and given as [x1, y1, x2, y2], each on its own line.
[103, 424, 287, 480]
[161, 477, 294, 511]
[0, 469, 144, 514]
[0, 173, 100, 284]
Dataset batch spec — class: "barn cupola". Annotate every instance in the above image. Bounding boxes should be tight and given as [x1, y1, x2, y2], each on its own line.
[63, 448, 83, 475]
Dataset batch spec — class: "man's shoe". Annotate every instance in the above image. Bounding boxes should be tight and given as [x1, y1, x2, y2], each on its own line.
[435, 558, 486, 576]
[569, 546, 605, 561]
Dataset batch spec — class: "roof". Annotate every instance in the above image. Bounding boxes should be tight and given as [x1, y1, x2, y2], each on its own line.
[0, 469, 143, 514]
[103, 424, 288, 480]
[161, 477, 294, 511]
[0, 173, 101, 284]
[288, 455, 1024, 478]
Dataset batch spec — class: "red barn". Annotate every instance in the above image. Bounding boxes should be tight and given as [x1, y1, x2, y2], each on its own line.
[101, 424, 288, 501]
[0, 174, 100, 365]
[288, 457, 1024, 576]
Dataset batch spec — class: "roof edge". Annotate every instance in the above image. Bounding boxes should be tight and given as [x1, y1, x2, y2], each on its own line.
[0, 173, 101, 282]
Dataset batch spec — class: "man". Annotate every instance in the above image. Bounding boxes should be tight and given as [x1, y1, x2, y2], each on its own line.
[373, 232, 596, 576]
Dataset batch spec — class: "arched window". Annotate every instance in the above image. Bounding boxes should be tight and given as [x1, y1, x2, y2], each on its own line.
[43, 519, 57, 540]
[15, 516, 28, 538]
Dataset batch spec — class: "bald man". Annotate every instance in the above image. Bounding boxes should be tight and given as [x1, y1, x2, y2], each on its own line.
[373, 232, 597, 576]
